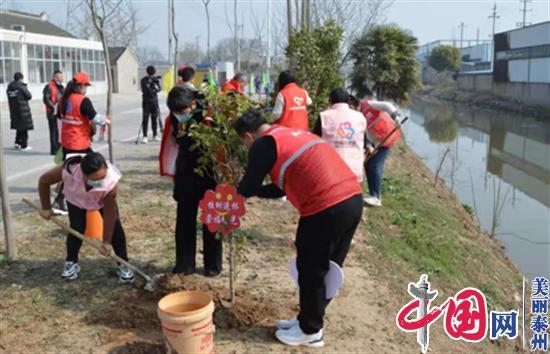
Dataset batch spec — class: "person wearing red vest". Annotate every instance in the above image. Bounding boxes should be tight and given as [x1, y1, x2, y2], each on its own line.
[272, 70, 312, 131]
[359, 97, 402, 207]
[42, 70, 64, 155]
[234, 109, 363, 348]
[221, 73, 247, 95]
[59, 72, 108, 159]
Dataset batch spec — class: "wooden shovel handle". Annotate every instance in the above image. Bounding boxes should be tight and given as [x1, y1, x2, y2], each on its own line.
[22, 198, 152, 282]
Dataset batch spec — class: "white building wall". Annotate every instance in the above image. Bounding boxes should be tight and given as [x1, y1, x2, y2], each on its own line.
[0, 29, 107, 102]
[509, 22, 550, 49]
[115, 49, 139, 93]
[529, 57, 550, 83]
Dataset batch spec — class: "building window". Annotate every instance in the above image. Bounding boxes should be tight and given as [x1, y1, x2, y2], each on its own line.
[0, 41, 22, 84]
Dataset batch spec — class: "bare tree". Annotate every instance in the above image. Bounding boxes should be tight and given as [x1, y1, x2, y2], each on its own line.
[169, 0, 178, 85]
[0, 119, 16, 257]
[136, 45, 165, 66]
[202, 0, 212, 66]
[67, 0, 148, 51]
[178, 42, 205, 66]
[86, 0, 120, 163]
[286, 0, 293, 41]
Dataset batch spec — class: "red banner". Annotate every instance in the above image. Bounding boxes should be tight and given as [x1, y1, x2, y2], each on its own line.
[199, 183, 246, 235]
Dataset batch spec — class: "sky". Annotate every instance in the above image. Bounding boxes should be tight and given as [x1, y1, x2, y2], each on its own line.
[6, 0, 550, 57]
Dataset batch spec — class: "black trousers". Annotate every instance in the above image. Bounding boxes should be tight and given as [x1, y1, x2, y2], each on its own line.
[46, 112, 59, 155]
[15, 130, 28, 148]
[66, 202, 128, 263]
[174, 193, 223, 274]
[296, 194, 363, 334]
[142, 100, 160, 138]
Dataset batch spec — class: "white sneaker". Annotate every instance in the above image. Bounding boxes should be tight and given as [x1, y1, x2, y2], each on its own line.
[277, 317, 298, 330]
[117, 264, 135, 284]
[152, 136, 161, 142]
[275, 324, 324, 348]
[141, 137, 148, 144]
[61, 261, 81, 280]
[21, 146, 33, 151]
[363, 195, 382, 207]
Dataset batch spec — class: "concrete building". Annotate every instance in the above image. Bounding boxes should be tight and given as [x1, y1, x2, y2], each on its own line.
[109, 47, 139, 93]
[0, 10, 107, 102]
[457, 21, 550, 107]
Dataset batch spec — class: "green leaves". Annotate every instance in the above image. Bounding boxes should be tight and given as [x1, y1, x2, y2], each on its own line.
[286, 20, 345, 125]
[350, 24, 422, 104]
[428, 45, 462, 72]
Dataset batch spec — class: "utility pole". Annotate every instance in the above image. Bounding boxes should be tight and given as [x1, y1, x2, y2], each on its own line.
[168, 0, 172, 66]
[267, 0, 272, 74]
[458, 22, 467, 48]
[0, 116, 16, 257]
[476, 27, 480, 45]
[489, 3, 499, 40]
[234, 0, 241, 72]
[519, 0, 531, 27]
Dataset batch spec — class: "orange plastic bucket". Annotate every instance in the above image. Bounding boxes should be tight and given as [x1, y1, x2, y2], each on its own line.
[84, 210, 103, 240]
[157, 290, 215, 354]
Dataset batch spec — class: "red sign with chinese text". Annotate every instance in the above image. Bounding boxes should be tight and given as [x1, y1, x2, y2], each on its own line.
[199, 183, 246, 235]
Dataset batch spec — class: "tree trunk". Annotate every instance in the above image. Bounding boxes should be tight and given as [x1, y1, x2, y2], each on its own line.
[286, 0, 293, 41]
[229, 233, 235, 303]
[0, 121, 16, 257]
[205, 4, 211, 66]
[171, 0, 178, 86]
[234, 0, 240, 72]
[100, 32, 114, 164]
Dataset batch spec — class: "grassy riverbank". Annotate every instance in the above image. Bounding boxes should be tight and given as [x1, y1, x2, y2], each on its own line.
[416, 82, 550, 120]
[0, 140, 524, 353]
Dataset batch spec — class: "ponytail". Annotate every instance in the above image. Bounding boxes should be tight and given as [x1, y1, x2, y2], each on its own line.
[59, 80, 78, 118]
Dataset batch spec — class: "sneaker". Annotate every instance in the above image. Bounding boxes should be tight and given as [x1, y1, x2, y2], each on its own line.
[61, 261, 81, 280]
[117, 265, 135, 284]
[21, 146, 33, 151]
[141, 137, 148, 144]
[277, 317, 298, 330]
[14, 144, 21, 150]
[52, 208, 68, 216]
[363, 195, 382, 207]
[275, 324, 324, 348]
[153, 136, 161, 142]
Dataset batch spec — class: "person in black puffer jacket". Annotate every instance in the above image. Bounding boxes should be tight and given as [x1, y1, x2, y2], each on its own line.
[7, 72, 33, 150]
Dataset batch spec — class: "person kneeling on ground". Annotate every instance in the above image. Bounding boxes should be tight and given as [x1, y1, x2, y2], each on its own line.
[167, 86, 222, 276]
[37, 152, 134, 283]
[234, 109, 363, 348]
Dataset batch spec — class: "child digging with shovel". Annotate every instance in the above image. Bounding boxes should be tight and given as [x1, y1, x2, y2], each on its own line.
[37, 151, 134, 283]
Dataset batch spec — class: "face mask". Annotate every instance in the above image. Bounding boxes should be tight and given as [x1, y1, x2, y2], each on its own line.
[87, 178, 105, 189]
[174, 113, 192, 123]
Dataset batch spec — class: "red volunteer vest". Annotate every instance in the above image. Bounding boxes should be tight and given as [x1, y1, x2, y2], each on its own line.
[221, 80, 243, 94]
[264, 125, 361, 217]
[61, 93, 91, 151]
[360, 100, 400, 147]
[278, 83, 309, 131]
[45, 81, 58, 113]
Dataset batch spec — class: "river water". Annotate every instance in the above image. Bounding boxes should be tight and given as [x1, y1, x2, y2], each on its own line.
[403, 98, 549, 278]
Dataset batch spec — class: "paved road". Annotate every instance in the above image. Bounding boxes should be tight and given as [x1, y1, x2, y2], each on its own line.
[1, 92, 169, 208]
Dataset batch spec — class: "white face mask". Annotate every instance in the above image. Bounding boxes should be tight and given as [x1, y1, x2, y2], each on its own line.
[87, 178, 105, 189]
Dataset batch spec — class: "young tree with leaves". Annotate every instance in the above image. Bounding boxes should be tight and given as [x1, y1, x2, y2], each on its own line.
[428, 45, 462, 72]
[350, 24, 421, 104]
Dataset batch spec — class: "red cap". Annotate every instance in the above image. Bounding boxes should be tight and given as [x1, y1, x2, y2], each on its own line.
[73, 72, 91, 86]
[178, 65, 187, 71]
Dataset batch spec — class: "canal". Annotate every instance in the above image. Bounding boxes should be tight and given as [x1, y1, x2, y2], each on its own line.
[404, 98, 549, 278]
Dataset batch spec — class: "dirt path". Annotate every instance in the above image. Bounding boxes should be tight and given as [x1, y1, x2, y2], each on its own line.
[0, 139, 525, 353]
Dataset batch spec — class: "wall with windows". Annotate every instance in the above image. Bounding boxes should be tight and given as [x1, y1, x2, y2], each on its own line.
[0, 29, 107, 102]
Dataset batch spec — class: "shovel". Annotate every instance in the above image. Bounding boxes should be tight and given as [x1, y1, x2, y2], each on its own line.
[22, 198, 160, 291]
[365, 116, 409, 162]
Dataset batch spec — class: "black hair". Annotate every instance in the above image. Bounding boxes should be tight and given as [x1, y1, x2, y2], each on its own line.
[81, 152, 108, 176]
[167, 86, 194, 113]
[14, 72, 23, 81]
[277, 70, 295, 91]
[179, 67, 195, 82]
[146, 65, 156, 76]
[53, 70, 62, 76]
[233, 109, 267, 136]
[64, 152, 107, 175]
[348, 94, 360, 109]
[329, 87, 349, 105]
[233, 72, 246, 82]
[59, 80, 80, 118]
